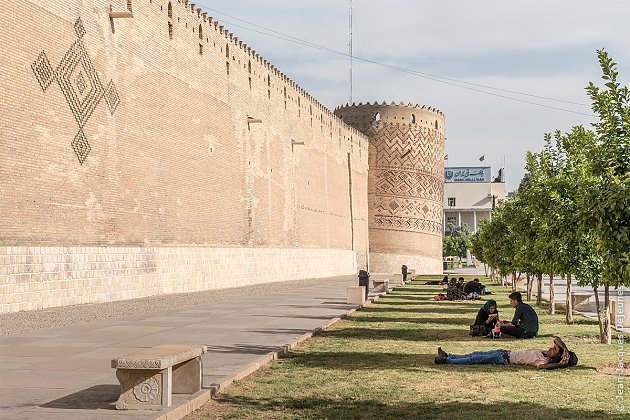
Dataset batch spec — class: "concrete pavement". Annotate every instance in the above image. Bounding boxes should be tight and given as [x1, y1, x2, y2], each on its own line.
[0, 275, 382, 419]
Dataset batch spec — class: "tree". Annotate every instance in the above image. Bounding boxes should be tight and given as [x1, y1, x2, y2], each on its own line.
[548, 50, 629, 342]
[443, 223, 471, 262]
[574, 50, 630, 343]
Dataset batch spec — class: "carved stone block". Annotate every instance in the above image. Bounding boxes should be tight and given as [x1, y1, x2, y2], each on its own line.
[114, 367, 171, 410]
[373, 279, 389, 292]
[347, 286, 365, 305]
[390, 273, 403, 284]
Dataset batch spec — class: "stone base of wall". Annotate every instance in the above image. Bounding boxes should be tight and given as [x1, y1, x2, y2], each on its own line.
[0, 247, 357, 313]
[369, 252, 441, 276]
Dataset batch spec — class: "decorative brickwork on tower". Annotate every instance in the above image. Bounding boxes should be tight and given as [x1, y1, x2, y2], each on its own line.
[335, 102, 445, 274]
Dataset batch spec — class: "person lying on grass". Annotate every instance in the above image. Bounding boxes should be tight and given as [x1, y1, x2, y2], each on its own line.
[434, 336, 578, 369]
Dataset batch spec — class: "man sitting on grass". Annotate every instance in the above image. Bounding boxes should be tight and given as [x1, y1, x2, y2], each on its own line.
[496, 291, 539, 338]
[434, 337, 577, 369]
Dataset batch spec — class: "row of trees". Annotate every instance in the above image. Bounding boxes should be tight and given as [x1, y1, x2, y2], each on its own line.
[470, 50, 629, 344]
[443, 224, 471, 262]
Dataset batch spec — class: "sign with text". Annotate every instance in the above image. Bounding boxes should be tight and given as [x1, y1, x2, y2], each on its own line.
[444, 167, 491, 183]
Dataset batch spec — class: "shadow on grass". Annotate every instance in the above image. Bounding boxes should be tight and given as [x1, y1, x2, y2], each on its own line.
[374, 300, 482, 308]
[353, 316, 473, 325]
[358, 305, 483, 315]
[214, 395, 615, 419]
[318, 326, 480, 342]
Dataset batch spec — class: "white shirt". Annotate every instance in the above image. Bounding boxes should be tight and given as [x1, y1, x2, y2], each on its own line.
[509, 349, 548, 367]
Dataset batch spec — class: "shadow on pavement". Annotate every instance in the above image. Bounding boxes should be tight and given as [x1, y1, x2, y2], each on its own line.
[40, 385, 118, 410]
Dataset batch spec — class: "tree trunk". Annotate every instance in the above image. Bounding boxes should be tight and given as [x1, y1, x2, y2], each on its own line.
[501, 275, 507, 288]
[548, 272, 555, 315]
[526, 273, 532, 301]
[565, 274, 573, 324]
[484, 263, 488, 277]
[511, 272, 517, 292]
[603, 285, 612, 344]
[594, 285, 604, 340]
[536, 273, 543, 307]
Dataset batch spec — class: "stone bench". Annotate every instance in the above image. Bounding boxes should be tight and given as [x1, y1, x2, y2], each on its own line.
[571, 292, 592, 308]
[373, 279, 389, 293]
[111, 344, 207, 410]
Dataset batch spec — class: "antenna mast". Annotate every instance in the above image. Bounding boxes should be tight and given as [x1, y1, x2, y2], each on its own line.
[349, 0, 353, 103]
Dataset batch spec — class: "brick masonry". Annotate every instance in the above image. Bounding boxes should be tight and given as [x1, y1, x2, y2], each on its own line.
[0, 246, 356, 312]
[0, 0, 442, 313]
[335, 103, 445, 274]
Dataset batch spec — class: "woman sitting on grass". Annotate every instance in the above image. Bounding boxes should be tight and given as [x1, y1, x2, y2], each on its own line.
[434, 337, 578, 370]
[471, 299, 499, 335]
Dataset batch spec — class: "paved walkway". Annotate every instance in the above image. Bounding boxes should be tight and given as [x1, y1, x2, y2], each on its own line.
[0, 275, 379, 419]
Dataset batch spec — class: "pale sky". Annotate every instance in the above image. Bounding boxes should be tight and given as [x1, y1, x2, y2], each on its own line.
[196, 0, 630, 191]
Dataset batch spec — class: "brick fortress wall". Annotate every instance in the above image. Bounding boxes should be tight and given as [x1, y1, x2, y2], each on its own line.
[0, 0, 369, 312]
[335, 102, 445, 274]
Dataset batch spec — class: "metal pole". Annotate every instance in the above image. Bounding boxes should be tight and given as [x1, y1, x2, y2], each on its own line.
[349, 0, 353, 103]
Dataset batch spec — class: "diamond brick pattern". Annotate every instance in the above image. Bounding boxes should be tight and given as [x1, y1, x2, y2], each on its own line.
[74, 17, 86, 39]
[374, 170, 443, 202]
[104, 80, 120, 115]
[31, 51, 55, 92]
[373, 215, 442, 234]
[71, 130, 91, 165]
[31, 19, 119, 165]
[56, 40, 104, 129]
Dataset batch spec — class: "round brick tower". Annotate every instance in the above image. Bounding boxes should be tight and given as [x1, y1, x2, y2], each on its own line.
[334, 102, 445, 274]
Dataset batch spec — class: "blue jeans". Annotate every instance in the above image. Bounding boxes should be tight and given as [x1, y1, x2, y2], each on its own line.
[445, 349, 507, 365]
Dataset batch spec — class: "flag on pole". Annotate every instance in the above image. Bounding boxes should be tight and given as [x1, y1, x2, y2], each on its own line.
[479, 155, 485, 162]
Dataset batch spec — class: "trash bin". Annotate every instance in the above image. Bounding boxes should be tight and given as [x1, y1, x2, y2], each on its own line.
[358, 270, 370, 299]
[443, 261, 448, 271]
[401, 265, 408, 282]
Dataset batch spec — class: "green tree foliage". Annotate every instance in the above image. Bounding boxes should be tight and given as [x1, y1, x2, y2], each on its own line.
[443, 223, 471, 262]
[471, 50, 629, 343]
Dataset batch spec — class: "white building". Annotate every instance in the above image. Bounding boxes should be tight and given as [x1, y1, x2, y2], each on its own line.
[443, 167, 506, 234]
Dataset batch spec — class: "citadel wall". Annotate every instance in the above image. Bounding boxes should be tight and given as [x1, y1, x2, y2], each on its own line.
[335, 102, 445, 274]
[0, 0, 369, 312]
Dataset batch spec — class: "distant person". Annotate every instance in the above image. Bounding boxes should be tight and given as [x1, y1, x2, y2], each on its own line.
[498, 291, 539, 338]
[446, 278, 465, 300]
[463, 278, 482, 295]
[471, 299, 499, 336]
[441, 275, 449, 284]
[456, 277, 465, 290]
[435, 337, 577, 369]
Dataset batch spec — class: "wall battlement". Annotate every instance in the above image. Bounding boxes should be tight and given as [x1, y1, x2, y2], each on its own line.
[334, 101, 444, 132]
[156, 0, 366, 141]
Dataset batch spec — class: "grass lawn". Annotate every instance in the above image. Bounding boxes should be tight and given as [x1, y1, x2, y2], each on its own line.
[187, 275, 626, 419]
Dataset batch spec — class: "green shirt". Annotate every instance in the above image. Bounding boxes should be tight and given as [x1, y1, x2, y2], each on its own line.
[511, 302, 539, 334]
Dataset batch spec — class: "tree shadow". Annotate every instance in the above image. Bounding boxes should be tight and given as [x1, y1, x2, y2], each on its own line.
[353, 316, 473, 326]
[214, 395, 614, 419]
[204, 344, 282, 355]
[317, 326, 480, 342]
[357, 305, 481, 316]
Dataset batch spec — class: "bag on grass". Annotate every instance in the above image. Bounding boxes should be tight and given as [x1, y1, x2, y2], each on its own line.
[470, 324, 487, 336]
